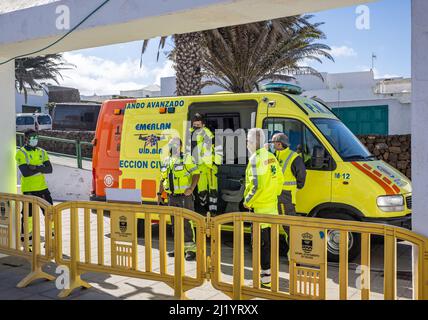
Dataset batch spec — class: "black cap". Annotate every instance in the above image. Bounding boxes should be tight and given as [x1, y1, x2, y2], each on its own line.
[192, 113, 205, 123]
[24, 129, 38, 138]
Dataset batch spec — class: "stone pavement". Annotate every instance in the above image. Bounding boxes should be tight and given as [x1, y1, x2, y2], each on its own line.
[0, 209, 415, 300]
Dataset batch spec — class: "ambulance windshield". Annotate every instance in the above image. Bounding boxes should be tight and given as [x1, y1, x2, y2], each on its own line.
[312, 118, 375, 161]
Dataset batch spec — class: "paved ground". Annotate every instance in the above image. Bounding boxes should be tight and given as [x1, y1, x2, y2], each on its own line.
[0, 209, 415, 300]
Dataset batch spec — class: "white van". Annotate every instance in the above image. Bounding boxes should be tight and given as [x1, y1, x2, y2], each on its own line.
[16, 113, 52, 132]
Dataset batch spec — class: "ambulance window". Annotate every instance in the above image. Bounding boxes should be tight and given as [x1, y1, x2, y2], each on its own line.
[205, 113, 240, 131]
[303, 127, 329, 169]
[263, 118, 303, 152]
[263, 117, 331, 170]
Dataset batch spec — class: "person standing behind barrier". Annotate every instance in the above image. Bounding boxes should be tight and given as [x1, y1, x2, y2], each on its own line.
[190, 113, 222, 215]
[157, 137, 200, 261]
[271, 133, 306, 216]
[16, 129, 53, 245]
[244, 128, 283, 289]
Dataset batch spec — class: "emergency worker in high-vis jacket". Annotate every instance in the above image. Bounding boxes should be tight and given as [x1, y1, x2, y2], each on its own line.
[16, 129, 53, 244]
[157, 136, 200, 261]
[189, 113, 222, 215]
[271, 133, 307, 215]
[244, 128, 283, 289]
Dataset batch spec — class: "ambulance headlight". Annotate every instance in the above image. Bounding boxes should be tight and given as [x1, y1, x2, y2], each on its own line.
[377, 195, 404, 212]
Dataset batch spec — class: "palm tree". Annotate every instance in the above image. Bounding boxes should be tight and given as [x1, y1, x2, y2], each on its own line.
[142, 15, 332, 95]
[15, 54, 74, 103]
[200, 15, 333, 92]
[141, 32, 203, 96]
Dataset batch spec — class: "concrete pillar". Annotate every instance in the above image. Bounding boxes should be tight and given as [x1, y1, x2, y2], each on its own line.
[0, 58, 17, 193]
[412, 0, 428, 237]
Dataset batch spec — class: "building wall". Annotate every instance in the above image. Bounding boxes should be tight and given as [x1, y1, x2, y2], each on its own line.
[15, 90, 48, 113]
[120, 86, 161, 98]
[161, 76, 224, 96]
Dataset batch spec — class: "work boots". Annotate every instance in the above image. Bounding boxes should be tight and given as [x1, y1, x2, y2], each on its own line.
[167, 251, 196, 261]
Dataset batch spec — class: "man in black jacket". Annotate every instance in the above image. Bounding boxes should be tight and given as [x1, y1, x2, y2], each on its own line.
[271, 133, 306, 215]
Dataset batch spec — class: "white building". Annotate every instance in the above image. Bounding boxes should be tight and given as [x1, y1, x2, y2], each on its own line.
[15, 86, 49, 114]
[81, 84, 161, 103]
[161, 71, 411, 135]
[120, 84, 161, 98]
[295, 71, 411, 135]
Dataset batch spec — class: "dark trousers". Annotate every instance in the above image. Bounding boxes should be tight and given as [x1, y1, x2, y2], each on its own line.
[21, 189, 53, 235]
[278, 190, 294, 245]
[168, 194, 195, 243]
[256, 227, 271, 271]
[278, 190, 296, 216]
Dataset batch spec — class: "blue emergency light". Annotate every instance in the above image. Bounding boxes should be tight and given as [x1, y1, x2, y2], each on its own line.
[261, 83, 303, 95]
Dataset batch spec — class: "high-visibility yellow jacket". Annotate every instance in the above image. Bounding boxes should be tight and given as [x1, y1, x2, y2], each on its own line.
[244, 148, 284, 220]
[275, 148, 299, 201]
[16, 147, 49, 193]
[160, 153, 200, 195]
[189, 126, 222, 168]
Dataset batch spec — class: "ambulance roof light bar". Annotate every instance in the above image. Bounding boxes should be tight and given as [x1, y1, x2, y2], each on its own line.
[261, 82, 303, 95]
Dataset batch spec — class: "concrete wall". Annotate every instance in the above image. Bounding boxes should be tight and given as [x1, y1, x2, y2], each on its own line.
[412, 0, 428, 236]
[17, 163, 92, 201]
[0, 59, 17, 193]
[45, 164, 91, 201]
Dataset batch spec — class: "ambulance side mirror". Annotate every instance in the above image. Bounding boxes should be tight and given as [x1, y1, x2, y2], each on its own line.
[312, 146, 327, 168]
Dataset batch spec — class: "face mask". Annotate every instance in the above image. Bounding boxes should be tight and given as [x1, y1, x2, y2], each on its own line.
[28, 137, 38, 147]
[269, 143, 275, 153]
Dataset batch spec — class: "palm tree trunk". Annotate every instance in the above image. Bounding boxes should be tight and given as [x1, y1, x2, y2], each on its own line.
[174, 32, 202, 96]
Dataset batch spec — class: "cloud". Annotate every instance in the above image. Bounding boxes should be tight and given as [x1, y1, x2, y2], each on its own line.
[56, 52, 175, 95]
[152, 59, 175, 85]
[330, 45, 357, 58]
[381, 73, 400, 79]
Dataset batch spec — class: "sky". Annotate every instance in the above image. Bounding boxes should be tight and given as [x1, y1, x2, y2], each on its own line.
[59, 0, 411, 96]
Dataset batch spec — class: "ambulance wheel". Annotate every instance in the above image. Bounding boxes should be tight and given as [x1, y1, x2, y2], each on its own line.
[137, 219, 145, 238]
[317, 212, 361, 263]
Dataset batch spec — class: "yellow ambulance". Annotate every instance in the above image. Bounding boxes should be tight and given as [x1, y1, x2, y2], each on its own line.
[91, 84, 412, 261]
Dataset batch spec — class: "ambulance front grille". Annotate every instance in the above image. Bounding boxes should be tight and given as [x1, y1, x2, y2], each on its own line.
[406, 196, 412, 210]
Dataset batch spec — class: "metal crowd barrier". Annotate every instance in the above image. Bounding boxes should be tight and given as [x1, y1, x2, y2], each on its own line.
[0, 192, 427, 300]
[210, 213, 428, 300]
[0, 193, 55, 287]
[53, 201, 207, 298]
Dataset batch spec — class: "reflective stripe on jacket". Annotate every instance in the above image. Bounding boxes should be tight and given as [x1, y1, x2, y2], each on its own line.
[189, 127, 222, 167]
[160, 153, 200, 195]
[275, 148, 299, 203]
[244, 148, 283, 228]
[15, 147, 49, 193]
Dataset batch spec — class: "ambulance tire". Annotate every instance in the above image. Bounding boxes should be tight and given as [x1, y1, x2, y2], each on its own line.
[318, 212, 361, 263]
